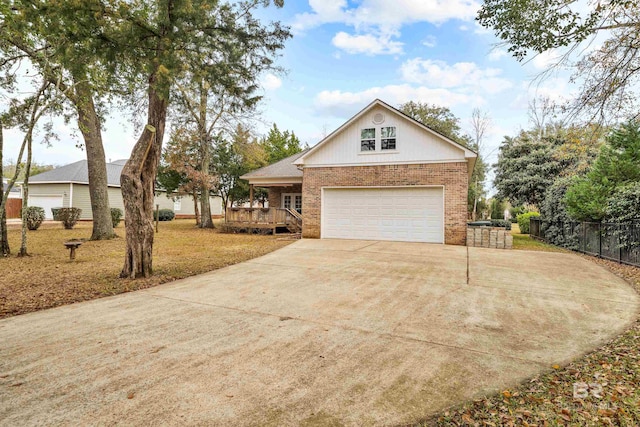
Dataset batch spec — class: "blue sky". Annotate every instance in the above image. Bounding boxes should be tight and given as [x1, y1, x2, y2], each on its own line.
[3, 0, 576, 185]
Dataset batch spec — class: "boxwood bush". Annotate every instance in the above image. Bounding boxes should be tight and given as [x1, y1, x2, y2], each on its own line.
[55, 207, 82, 229]
[154, 209, 175, 221]
[111, 208, 123, 227]
[516, 211, 540, 234]
[23, 206, 45, 230]
[490, 219, 512, 230]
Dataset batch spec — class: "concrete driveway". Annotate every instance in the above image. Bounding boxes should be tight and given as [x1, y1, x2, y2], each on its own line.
[1, 240, 638, 426]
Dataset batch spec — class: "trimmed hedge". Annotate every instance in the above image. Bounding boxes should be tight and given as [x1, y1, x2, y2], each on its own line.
[55, 207, 82, 229]
[23, 206, 45, 230]
[490, 219, 512, 230]
[516, 211, 540, 234]
[111, 208, 123, 227]
[154, 209, 175, 221]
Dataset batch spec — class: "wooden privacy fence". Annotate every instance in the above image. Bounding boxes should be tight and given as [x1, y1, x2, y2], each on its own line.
[5, 198, 22, 218]
[530, 218, 640, 267]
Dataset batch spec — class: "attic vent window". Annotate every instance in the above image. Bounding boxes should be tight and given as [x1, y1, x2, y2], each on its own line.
[372, 113, 385, 124]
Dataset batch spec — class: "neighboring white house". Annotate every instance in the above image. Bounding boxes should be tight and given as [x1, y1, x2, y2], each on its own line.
[26, 159, 223, 220]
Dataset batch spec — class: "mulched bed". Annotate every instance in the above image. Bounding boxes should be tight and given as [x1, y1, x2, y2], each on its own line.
[422, 253, 640, 426]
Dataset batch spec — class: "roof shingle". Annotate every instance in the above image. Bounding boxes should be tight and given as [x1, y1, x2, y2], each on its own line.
[29, 159, 129, 187]
[241, 149, 308, 179]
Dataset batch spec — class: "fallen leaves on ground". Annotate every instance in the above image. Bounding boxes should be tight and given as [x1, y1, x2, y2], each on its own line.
[421, 243, 640, 427]
[0, 220, 292, 318]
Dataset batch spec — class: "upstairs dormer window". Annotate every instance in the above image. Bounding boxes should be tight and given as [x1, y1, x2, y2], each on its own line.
[381, 126, 396, 150]
[361, 128, 376, 151]
[360, 126, 397, 152]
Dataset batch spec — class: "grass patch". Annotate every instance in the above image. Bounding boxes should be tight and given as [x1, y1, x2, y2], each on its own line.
[510, 223, 568, 253]
[0, 219, 292, 319]
[424, 237, 640, 426]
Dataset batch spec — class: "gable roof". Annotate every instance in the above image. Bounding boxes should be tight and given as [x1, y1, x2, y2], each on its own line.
[294, 99, 476, 166]
[240, 149, 308, 180]
[29, 159, 129, 187]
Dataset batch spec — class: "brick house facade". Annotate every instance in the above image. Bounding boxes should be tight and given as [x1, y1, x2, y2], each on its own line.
[267, 184, 303, 211]
[242, 99, 476, 245]
[301, 163, 468, 245]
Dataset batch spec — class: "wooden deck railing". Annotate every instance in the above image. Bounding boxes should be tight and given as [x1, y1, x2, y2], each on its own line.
[225, 207, 302, 233]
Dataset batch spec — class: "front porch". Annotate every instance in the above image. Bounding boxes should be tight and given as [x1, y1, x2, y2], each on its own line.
[224, 207, 302, 235]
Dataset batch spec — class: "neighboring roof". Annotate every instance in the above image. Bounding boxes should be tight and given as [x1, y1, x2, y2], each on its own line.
[294, 99, 477, 166]
[29, 160, 124, 187]
[240, 149, 308, 180]
[3, 181, 20, 194]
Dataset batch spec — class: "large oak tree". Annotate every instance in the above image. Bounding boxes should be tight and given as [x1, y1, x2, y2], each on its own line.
[0, 1, 121, 240]
[88, 0, 290, 278]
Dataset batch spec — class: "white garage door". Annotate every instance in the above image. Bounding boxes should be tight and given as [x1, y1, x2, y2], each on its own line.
[28, 195, 63, 220]
[322, 187, 444, 243]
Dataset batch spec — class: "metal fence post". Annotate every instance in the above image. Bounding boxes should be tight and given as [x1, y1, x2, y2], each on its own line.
[598, 222, 602, 258]
[619, 223, 623, 264]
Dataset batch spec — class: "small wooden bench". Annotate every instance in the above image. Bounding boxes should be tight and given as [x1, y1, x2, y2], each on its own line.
[64, 240, 83, 260]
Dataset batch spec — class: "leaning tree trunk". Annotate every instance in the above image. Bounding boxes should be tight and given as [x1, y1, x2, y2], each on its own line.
[73, 75, 115, 240]
[0, 209, 8, 257]
[0, 123, 9, 256]
[18, 131, 33, 257]
[120, 85, 168, 279]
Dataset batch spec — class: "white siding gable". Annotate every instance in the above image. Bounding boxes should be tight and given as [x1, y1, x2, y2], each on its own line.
[302, 105, 466, 167]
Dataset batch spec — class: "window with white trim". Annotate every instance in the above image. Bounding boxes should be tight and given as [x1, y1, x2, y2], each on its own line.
[381, 126, 396, 150]
[360, 128, 376, 151]
[360, 126, 397, 151]
[282, 193, 302, 213]
[173, 198, 182, 211]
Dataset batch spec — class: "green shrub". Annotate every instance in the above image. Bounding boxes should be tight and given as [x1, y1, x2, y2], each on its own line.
[565, 176, 608, 221]
[606, 182, 640, 222]
[489, 198, 507, 220]
[51, 207, 63, 220]
[490, 219, 512, 230]
[23, 206, 45, 230]
[111, 208, 123, 227]
[509, 205, 526, 223]
[56, 207, 82, 229]
[540, 176, 579, 247]
[154, 209, 175, 221]
[516, 211, 540, 234]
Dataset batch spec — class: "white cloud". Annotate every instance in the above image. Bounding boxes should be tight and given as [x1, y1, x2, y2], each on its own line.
[531, 50, 562, 70]
[293, 0, 480, 34]
[422, 35, 437, 48]
[261, 73, 282, 91]
[400, 58, 512, 94]
[510, 78, 575, 111]
[314, 84, 484, 117]
[332, 32, 404, 55]
[488, 49, 508, 62]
